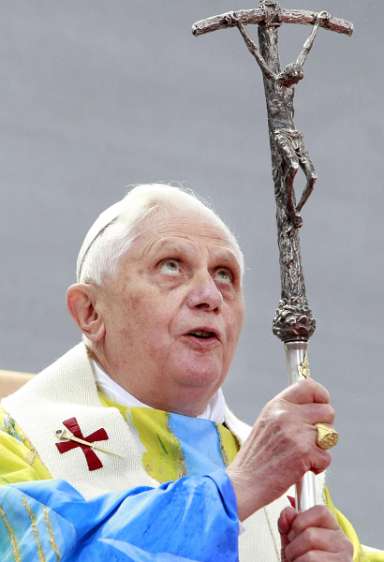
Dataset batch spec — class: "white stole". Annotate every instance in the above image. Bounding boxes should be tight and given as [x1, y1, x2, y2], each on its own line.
[2, 343, 324, 562]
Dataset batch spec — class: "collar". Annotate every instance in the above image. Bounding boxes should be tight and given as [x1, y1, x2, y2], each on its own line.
[92, 360, 227, 424]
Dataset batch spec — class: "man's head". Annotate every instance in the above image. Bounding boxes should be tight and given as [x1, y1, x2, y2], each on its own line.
[67, 184, 245, 416]
[277, 63, 304, 87]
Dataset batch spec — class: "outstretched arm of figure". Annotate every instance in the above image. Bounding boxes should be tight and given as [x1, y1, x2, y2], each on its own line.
[235, 21, 277, 81]
[295, 11, 329, 68]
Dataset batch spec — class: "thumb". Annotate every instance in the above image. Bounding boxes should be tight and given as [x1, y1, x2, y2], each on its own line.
[278, 506, 297, 562]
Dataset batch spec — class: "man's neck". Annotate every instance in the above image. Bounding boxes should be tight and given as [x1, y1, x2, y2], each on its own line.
[91, 358, 226, 423]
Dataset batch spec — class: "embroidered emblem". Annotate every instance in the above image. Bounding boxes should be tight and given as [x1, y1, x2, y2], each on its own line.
[55, 417, 109, 471]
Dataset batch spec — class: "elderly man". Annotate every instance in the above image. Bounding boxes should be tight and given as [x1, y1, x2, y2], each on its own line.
[0, 184, 379, 561]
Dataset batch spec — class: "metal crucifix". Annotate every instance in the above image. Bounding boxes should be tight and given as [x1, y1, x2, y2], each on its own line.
[192, 1, 353, 511]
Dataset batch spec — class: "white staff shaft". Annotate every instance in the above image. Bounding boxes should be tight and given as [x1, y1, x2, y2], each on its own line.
[285, 341, 317, 512]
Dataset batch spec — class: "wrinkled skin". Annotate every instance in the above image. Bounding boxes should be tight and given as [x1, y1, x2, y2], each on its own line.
[68, 204, 244, 417]
[279, 505, 354, 561]
[68, 200, 352, 559]
[227, 378, 334, 520]
[227, 378, 353, 559]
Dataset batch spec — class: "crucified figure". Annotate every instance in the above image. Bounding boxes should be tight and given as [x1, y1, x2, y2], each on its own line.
[230, 9, 329, 227]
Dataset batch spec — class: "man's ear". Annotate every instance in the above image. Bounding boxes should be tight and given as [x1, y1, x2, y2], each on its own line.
[66, 283, 105, 343]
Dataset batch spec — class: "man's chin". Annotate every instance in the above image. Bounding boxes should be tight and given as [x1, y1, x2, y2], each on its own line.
[172, 356, 224, 389]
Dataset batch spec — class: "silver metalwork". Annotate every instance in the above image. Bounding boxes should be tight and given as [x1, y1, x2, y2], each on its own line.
[193, 0, 353, 511]
[285, 341, 316, 511]
[296, 472, 317, 512]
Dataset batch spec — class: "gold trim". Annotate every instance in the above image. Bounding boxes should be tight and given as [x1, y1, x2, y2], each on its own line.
[0, 504, 22, 562]
[22, 496, 47, 562]
[298, 353, 311, 379]
[315, 423, 339, 450]
[43, 507, 61, 561]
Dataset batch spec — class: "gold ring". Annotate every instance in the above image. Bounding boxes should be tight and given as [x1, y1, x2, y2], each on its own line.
[315, 423, 339, 450]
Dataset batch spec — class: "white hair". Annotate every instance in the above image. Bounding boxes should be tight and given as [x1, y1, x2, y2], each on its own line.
[77, 183, 244, 285]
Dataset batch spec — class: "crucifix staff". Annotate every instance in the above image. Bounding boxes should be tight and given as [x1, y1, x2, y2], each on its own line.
[192, 0, 353, 512]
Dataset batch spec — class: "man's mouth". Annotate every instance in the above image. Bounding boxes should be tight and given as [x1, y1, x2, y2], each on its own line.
[187, 330, 218, 340]
[183, 327, 221, 345]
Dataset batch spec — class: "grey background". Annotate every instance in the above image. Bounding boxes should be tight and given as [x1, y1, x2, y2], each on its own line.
[0, 0, 382, 547]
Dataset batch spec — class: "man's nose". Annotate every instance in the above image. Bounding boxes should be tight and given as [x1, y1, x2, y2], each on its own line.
[186, 272, 223, 312]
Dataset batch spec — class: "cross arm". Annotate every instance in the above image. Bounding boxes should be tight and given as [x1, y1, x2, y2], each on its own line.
[192, 8, 353, 37]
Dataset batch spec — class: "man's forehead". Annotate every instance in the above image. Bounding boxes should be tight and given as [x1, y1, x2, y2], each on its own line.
[144, 235, 240, 262]
[152, 208, 227, 234]
[109, 205, 244, 276]
[141, 208, 238, 251]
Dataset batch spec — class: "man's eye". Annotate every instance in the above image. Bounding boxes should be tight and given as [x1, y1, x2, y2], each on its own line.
[159, 259, 181, 276]
[214, 268, 233, 285]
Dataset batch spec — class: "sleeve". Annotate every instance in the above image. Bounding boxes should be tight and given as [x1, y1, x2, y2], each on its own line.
[324, 487, 384, 562]
[0, 469, 240, 562]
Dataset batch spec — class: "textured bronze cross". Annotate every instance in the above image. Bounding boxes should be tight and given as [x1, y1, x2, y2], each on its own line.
[193, 1, 352, 344]
[193, 0, 353, 510]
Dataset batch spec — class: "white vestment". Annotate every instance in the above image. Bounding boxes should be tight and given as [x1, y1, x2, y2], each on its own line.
[2, 343, 325, 562]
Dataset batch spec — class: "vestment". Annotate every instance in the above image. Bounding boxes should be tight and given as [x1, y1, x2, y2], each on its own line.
[0, 343, 382, 561]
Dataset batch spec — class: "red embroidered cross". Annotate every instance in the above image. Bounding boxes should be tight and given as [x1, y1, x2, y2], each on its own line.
[55, 417, 109, 471]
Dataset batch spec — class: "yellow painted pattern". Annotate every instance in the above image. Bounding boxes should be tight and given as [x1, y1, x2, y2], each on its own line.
[217, 424, 240, 465]
[130, 408, 185, 482]
[0, 408, 51, 484]
[0, 397, 382, 559]
[43, 507, 61, 562]
[0, 504, 21, 562]
[22, 496, 47, 562]
[98, 390, 129, 418]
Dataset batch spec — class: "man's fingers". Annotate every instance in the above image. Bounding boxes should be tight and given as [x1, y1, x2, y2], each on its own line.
[279, 507, 298, 561]
[288, 505, 339, 541]
[282, 379, 330, 405]
[282, 507, 353, 562]
[293, 552, 341, 562]
[285, 527, 342, 561]
[278, 506, 297, 536]
[310, 449, 332, 474]
[300, 403, 335, 425]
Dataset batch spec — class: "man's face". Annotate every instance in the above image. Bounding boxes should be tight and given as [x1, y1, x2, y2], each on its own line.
[96, 205, 244, 415]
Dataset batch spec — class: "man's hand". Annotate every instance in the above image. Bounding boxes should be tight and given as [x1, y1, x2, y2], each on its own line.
[279, 505, 354, 561]
[227, 379, 335, 520]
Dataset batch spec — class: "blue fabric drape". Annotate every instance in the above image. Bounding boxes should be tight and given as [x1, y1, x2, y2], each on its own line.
[0, 470, 239, 562]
